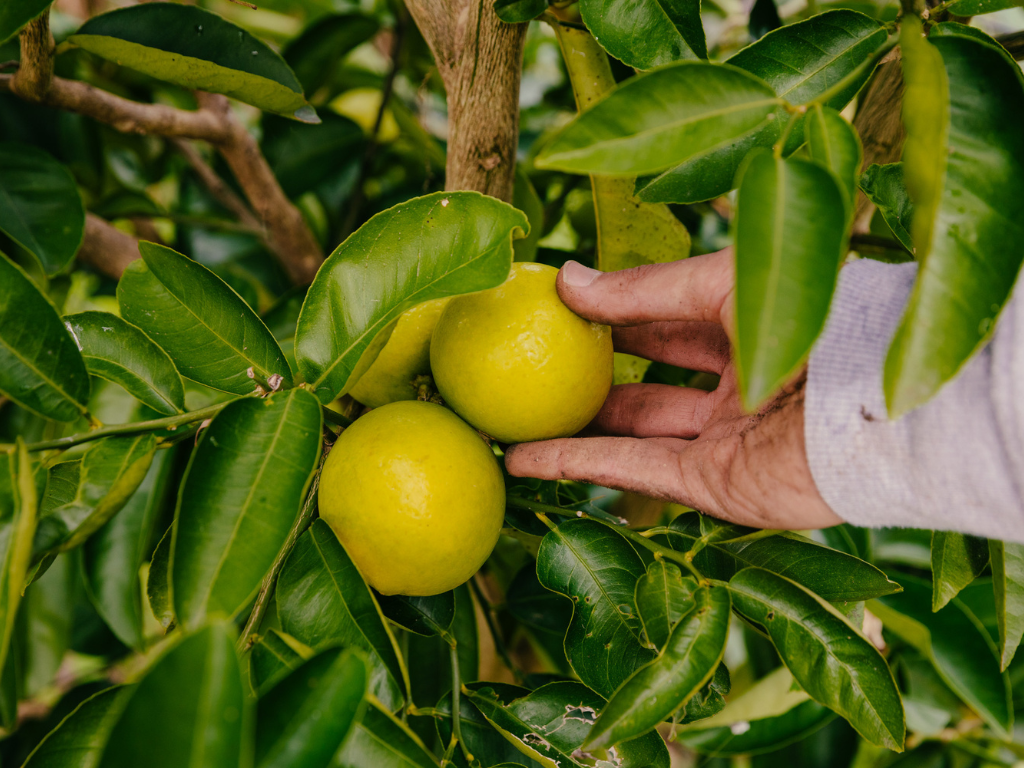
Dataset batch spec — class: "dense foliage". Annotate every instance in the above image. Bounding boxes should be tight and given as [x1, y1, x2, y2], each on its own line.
[0, 0, 1023, 765]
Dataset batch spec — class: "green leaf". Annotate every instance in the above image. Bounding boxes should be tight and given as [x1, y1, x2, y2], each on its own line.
[0, 442, 38, 684]
[118, 242, 292, 396]
[262, 113, 363, 200]
[886, 33, 1024, 415]
[23, 686, 135, 768]
[578, 0, 705, 70]
[34, 435, 156, 560]
[171, 389, 321, 630]
[249, 628, 310, 697]
[729, 568, 905, 751]
[494, 0, 547, 23]
[674, 666, 834, 756]
[436, 690, 546, 768]
[534, 62, 780, 177]
[334, 698, 440, 768]
[505, 564, 572, 636]
[806, 105, 862, 216]
[277, 518, 407, 710]
[512, 167, 544, 263]
[295, 192, 526, 404]
[377, 593, 455, 638]
[989, 540, 1024, 670]
[871, 575, 1011, 736]
[70, 4, 316, 121]
[0, 142, 85, 275]
[464, 681, 670, 768]
[0, 252, 90, 422]
[587, 584, 730, 749]
[945, 0, 1022, 14]
[98, 621, 251, 768]
[82, 448, 174, 650]
[535, 519, 655, 698]
[146, 524, 174, 630]
[0, 0, 52, 44]
[659, 515, 899, 602]
[859, 163, 914, 252]
[21, 551, 74, 698]
[635, 560, 696, 649]
[634, 10, 886, 204]
[65, 311, 185, 416]
[255, 648, 367, 768]
[930, 531, 988, 612]
[282, 13, 379, 97]
[928, 20, 1004, 45]
[733, 150, 849, 410]
[676, 663, 731, 725]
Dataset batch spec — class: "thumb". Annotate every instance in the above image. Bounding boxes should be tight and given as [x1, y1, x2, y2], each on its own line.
[557, 249, 734, 328]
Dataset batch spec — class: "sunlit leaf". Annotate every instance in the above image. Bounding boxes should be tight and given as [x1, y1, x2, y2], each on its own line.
[806, 105, 862, 216]
[578, 0, 705, 70]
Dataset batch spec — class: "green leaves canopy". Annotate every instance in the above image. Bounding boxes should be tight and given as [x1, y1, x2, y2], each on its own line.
[578, 0, 705, 70]
[295, 191, 527, 404]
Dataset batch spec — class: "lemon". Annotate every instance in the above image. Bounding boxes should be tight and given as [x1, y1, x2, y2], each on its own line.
[318, 400, 505, 596]
[430, 262, 613, 443]
[350, 298, 450, 408]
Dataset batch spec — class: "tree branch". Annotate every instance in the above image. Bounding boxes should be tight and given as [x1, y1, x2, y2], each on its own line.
[170, 138, 262, 231]
[78, 214, 140, 279]
[10, 15, 53, 101]
[852, 48, 904, 232]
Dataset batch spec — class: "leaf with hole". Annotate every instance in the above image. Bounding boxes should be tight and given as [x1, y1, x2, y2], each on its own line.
[170, 389, 321, 630]
[118, 242, 291, 395]
[0, 251, 90, 422]
[70, 4, 316, 121]
[65, 311, 185, 416]
[295, 192, 526, 404]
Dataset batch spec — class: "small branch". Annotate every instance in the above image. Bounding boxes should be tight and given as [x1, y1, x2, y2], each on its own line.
[170, 138, 262, 231]
[78, 214, 140, 279]
[10, 16, 53, 101]
[322, 407, 353, 428]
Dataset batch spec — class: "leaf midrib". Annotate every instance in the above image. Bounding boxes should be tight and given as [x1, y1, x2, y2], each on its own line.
[0, 332, 85, 416]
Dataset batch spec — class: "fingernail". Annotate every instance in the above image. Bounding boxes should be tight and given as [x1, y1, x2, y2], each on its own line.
[561, 260, 600, 288]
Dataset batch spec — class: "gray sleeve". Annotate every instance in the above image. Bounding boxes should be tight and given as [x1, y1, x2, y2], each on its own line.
[805, 258, 1024, 542]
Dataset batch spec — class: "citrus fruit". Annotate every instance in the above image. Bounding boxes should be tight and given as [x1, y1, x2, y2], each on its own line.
[318, 400, 505, 596]
[350, 298, 449, 408]
[430, 262, 613, 443]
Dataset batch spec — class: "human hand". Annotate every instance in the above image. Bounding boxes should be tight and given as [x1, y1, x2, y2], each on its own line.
[503, 248, 843, 530]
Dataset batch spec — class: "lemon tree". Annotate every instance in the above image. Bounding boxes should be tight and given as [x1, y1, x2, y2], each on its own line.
[0, 0, 1022, 765]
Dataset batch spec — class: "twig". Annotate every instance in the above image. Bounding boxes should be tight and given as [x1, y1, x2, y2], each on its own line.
[10, 16, 53, 101]
[238, 454, 325, 653]
[170, 138, 262, 231]
[78, 214, 141, 279]
[322, 407, 353, 428]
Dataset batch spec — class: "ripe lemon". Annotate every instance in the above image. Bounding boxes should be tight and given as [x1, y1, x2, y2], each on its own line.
[430, 262, 613, 443]
[318, 400, 505, 596]
[350, 298, 449, 408]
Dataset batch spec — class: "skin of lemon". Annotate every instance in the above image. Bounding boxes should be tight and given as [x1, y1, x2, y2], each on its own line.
[350, 298, 450, 408]
[318, 400, 505, 596]
[430, 262, 613, 443]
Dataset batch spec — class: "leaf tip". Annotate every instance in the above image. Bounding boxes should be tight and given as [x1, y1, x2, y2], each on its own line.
[293, 105, 321, 124]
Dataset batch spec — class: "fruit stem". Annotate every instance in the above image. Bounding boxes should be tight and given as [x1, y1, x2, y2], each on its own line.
[322, 407, 353, 428]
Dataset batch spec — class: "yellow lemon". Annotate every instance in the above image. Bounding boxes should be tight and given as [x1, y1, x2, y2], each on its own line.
[318, 400, 505, 596]
[350, 298, 450, 408]
[430, 262, 613, 443]
[329, 88, 401, 143]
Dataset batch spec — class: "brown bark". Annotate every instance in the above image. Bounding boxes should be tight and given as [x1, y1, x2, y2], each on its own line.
[78, 214, 141, 279]
[405, 0, 528, 202]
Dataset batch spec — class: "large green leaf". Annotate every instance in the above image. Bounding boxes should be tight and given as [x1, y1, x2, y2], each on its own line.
[33, 435, 156, 560]
[534, 62, 780, 177]
[871, 576, 1011, 737]
[464, 681, 670, 768]
[587, 585, 730, 749]
[282, 13, 379, 97]
[262, 113, 363, 200]
[578, 0, 705, 71]
[118, 242, 292, 396]
[0, 142, 85, 275]
[0, 443, 38, 687]
[255, 648, 367, 768]
[295, 192, 526, 404]
[70, 4, 316, 121]
[83, 448, 175, 650]
[65, 311, 186, 416]
[946, 0, 1023, 14]
[22, 686, 135, 768]
[989, 540, 1024, 670]
[729, 568, 905, 751]
[859, 163, 913, 252]
[660, 514, 899, 602]
[0, 252, 90, 422]
[806, 105, 862, 216]
[249, 628, 310, 697]
[635, 560, 695, 650]
[733, 150, 849, 410]
[884, 35, 1024, 414]
[21, 552, 74, 698]
[0, 0, 51, 43]
[171, 389, 321, 630]
[334, 698, 439, 768]
[635, 10, 886, 204]
[98, 622, 251, 768]
[535, 519, 655, 698]
[674, 667, 834, 756]
[277, 519, 407, 710]
[930, 531, 988, 612]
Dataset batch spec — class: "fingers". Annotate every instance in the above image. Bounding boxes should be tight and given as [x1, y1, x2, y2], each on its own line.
[557, 249, 734, 328]
[505, 437, 694, 504]
[588, 384, 714, 439]
[613, 321, 730, 374]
